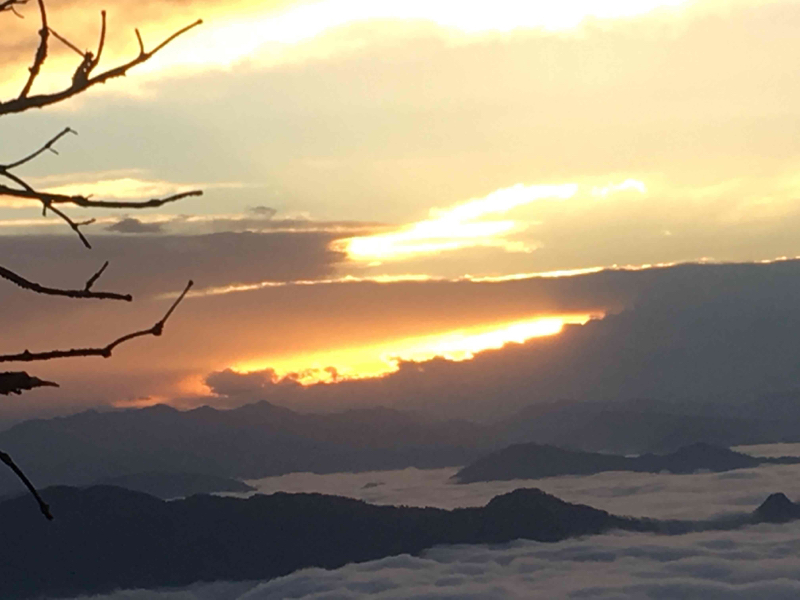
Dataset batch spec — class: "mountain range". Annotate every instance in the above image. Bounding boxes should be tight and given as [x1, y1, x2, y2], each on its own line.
[5, 393, 800, 499]
[0, 401, 489, 497]
[1, 484, 795, 599]
[453, 442, 800, 483]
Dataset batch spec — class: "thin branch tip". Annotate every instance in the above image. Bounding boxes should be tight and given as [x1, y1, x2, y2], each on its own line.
[0, 450, 53, 520]
[0, 280, 194, 363]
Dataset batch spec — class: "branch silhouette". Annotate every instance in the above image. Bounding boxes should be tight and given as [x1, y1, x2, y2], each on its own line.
[0, 450, 53, 520]
[1, 1, 203, 519]
[0, 280, 193, 364]
[0, 261, 133, 301]
[0, 2, 202, 116]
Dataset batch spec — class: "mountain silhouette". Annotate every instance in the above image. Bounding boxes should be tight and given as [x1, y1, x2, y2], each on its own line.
[94, 472, 255, 499]
[0, 402, 489, 497]
[4, 484, 800, 599]
[0, 485, 637, 599]
[453, 442, 800, 483]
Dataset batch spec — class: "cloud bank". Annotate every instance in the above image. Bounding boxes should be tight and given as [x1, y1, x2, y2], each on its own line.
[63, 444, 800, 600]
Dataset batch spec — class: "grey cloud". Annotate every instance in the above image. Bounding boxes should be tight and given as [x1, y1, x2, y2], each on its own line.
[10, 257, 800, 422]
[203, 259, 800, 420]
[0, 230, 345, 297]
[205, 369, 300, 397]
[248, 206, 277, 219]
[105, 217, 165, 234]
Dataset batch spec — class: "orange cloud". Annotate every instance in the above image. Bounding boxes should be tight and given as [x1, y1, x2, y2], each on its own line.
[230, 313, 598, 384]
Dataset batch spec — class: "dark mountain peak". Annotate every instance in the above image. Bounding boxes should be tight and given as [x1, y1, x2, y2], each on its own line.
[754, 492, 800, 523]
[672, 442, 728, 455]
[486, 487, 565, 510]
[453, 440, 775, 484]
[138, 404, 179, 414]
[0, 484, 630, 598]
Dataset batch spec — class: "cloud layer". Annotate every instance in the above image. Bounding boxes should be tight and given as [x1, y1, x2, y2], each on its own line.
[63, 443, 800, 600]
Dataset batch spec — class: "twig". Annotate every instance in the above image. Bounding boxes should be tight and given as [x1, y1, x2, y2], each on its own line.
[91, 11, 106, 75]
[0, 371, 58, 395]
[0, 0, 27, 12]
[47, 25, 83, 56]
[0, 184, 203, 209]
[0, 18, 202, 116]
[1, 126, 76, 170]
[18, 0, 48, 100]
[0, 280, 193, 363]
[0, 263, 132, 300]
[42, 203, 93, 248]
[84, 260, 108, 291]
[0, 128, 200, 245]
[0, 450, 53, 520]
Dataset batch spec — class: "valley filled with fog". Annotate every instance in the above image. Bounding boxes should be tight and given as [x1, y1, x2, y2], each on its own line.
[62, 444, 800, 600]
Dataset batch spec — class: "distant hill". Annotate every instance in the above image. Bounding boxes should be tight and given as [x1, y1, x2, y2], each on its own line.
[754, 492, 800, 523]
[453, 442, 800, 483]
[0, 401, 490, 497]
[94, 472, 255, 499]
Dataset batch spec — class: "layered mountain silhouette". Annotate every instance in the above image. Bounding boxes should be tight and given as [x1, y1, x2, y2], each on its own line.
[94, 472, 255, 499]
[0, 402, 489, 497]
[5, 394, 800, 501]
[2, 484, 798, 599]
[453, 442, 800, 483]
[0, 485, 644, 599]
[500, 397, 800, 454]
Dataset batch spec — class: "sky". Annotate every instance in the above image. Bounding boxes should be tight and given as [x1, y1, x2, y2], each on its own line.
[3, 0, 800, 420]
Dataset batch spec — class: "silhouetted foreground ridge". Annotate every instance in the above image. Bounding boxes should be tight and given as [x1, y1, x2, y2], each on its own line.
[3, 484, 800, 599]
[453, 442, 800, 483]
[0, 485, 637, 599]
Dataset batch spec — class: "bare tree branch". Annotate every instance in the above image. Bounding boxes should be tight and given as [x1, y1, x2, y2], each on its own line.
[0, 262, 132, 300]
[0, 0, 27, 13]
[84, 260, 108, 291]
[0, 17, 202, 116]
[2, 126, 76, 170]
[0, 128, 202, 244]
[18, 0, 48, 100]
[0, 371, 58, 395]
[0, 450, 53, 520]
[0, 185, 204, 210]
[0, 280, 193, 363]
[91, 11, 107, 77]
[0, 2, 203, 523]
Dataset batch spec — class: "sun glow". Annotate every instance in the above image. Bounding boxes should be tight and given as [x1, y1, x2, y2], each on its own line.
[337, 183, 579, 262]
[231, 313, 598, 385]
[141, 0, 689, 73]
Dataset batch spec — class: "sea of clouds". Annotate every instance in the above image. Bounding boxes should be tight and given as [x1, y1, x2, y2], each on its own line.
[69, 443, 800, 600]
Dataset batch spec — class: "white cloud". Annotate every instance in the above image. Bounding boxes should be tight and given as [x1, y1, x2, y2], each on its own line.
[233, 443, 800, 520]
[60, 443, 800, 600]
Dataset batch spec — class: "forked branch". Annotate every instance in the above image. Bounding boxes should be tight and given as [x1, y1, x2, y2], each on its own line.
[0, 0, 27, 13]
[0, 262, 133, 301]
[18, 0, 48, 99]
[0, 127, 203, 245]
[0, 280, 193, 363]
[0, 7, 202, 116]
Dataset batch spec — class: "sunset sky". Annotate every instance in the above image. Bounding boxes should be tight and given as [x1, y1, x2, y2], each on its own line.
[3, 0, 800, 421]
